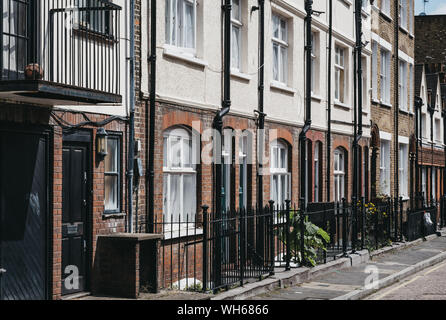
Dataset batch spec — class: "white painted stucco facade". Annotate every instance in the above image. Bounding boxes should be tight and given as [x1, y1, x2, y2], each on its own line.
[141, 0, 372, 139]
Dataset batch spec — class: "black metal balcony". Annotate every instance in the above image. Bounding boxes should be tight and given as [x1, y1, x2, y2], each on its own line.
[0, 0, 122, 105]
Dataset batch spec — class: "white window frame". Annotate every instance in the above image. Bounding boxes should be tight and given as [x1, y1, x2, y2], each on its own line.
[311, 32, 318, 95]
[231, 0, 243, 71]
[399, 143, 408, 199]
[380, 48, 391, 105]
[334, 148, 346, 202]
[399, 0, 407, 30]
[270, 140, 291, 206]
[399, 60, 408, 111]
[104, 136, 121, 213]
[163, 127, 197, 225]
[380, 139, 391, 196]
[165, 0, 197, 55]
[372, 41, 378, 101]
[335, 46, 346, 103]
[381, 0, 390, 16]
[272, 13, 288, 84]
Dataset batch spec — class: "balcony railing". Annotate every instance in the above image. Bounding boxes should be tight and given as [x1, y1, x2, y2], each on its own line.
[0, 0, 122, 105]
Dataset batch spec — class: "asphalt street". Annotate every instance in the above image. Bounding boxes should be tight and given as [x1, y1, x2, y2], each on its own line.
[249, 237, 446, 300]
[364, 260, 446, 300]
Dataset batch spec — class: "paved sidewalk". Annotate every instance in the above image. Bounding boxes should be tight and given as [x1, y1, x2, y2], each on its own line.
[249, 236, 446, 300]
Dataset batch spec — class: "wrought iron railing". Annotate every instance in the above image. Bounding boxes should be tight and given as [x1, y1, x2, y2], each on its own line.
[0, 0, 121, 97]
[153, 197, 439, 293]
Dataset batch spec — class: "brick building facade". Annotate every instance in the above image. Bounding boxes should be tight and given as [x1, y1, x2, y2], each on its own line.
[369, 0, 416, 204]
[0, 0, 142, 300]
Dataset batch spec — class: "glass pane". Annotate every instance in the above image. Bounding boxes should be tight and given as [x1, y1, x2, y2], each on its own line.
[281, 174, 287, 203]
[165, 0, 172, 44]
[184, 2, 195, 48]
[280, 47, 287, 83]
[232, 0, 240, 21]
[273, 44, 279, 81]
[272, 15, 279, 39]
[272, 175, 278, 204]
[171, 136, 182, 167]
[280, 19, 287, 42]
[231, 26, 240, 69]
[163, 173, 169, 219]
[183, 174, 196, 220]
[105, 138, 118, 173]
[170, 174, 181, 222]
[183, 138, 192, 168]
[105, 176, 118, 211]
[280, 147, 287, 169]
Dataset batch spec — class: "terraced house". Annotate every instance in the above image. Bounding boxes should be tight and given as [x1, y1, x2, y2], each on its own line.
[1, 0, 433, 301]
[368, 0, 416, 206]
[141, 0, 372, 291]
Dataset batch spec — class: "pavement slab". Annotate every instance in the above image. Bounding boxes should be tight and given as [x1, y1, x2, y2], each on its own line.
[250, 236, 446, 300]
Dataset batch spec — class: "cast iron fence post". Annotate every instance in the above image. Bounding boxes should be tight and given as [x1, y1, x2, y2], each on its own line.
[299, 198, 306, 267]
[202, 205, 209, 293]
[239, 208, 245, 287]
[351, 196, 357, 254]
[361, 197, 365, 251]
[399, 197, 404, 242]
[394, 197, 398, 241]
[285, 200, 291, 271]
[269, 200, 276, 276]
[323, 203, 328, 264]
[342, 198, 348, 257]
[440, 196, 444, 229]
[374, 201, 379, 250]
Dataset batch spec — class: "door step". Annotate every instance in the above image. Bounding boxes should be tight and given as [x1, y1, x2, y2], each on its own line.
[62, 292, 91, 300]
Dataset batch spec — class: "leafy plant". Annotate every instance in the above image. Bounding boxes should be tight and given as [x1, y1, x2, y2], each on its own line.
[279, 210, 330, 267]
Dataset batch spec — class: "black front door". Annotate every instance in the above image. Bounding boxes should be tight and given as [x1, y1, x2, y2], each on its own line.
[62, 141, 89, 296]
[0, 128, 49, 300]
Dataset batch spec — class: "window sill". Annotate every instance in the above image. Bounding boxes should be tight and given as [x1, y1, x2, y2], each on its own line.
[399, 26, 409, 35]
[163, 227, 203, 240]
[103, 212, 126, 220]
[270, 81, 296, 95]
[311, 94, 323, 102]
[334, 101, 351, 110]
[163, 46, 208, 68]
[399, 107, 410, 115]
[231, 69, 252, 82]
[380, 11, 393, 22]
[380, 101, 392, 108]
[361, 9, 369, 18]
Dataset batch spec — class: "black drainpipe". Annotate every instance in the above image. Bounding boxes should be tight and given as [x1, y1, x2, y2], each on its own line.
[394, 0, 399, 204]
[429, 103, 435, 206]
[443, 106, 446, 227]
[147, 0, 157, 234]
[127, 0, 136, 233]
[253, 0, 266, 208]
[300, 0, 313, 210]
[326, 0, 333, 203]
[212, 0, 232, 289]
[415, 96, 423, 208]
[352, 0, 364, 253]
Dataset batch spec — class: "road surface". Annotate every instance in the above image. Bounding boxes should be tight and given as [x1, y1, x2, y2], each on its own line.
[364, 261, 446, 300]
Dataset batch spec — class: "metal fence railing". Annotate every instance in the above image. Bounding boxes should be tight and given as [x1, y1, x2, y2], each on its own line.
[152, 197, 439, 293]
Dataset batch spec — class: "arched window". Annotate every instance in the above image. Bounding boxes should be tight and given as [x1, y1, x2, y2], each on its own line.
[163, 127, 197, 223]
[334, 148, 346, 202]
[270, 140, 290, 206]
